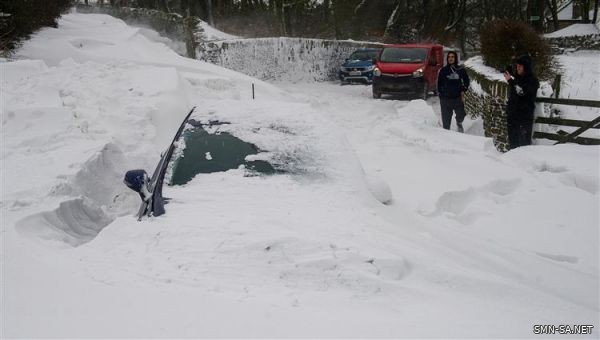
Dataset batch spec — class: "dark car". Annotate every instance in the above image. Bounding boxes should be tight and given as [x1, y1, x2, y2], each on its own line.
[338, 48, 381, 84]
[123, 107, 280, 220]
[123, 102, 394, 220]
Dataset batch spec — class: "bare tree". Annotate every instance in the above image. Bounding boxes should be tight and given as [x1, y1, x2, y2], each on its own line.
[206, 0, 214, 25]
[322, 0, 330, 22]
[445, 0, 467, 31]
[331, 0, 342, 39]
[383, 1, 400, 41]
[527, 0, 546, 31]
[547, 0, 560, 30]
[577, 0, 592, 23]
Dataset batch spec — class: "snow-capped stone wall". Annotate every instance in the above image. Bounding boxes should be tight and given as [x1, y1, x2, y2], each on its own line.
[544, 23, 600, 50]
[544, 34, 600, 50]
[201, 38, 382, 82]
[463, 57, 511, 152]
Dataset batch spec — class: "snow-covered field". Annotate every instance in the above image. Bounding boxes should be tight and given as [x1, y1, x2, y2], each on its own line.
[1, 12, 599, 338]
[554, 50, 600, 138]
[544, 23, 600, 38]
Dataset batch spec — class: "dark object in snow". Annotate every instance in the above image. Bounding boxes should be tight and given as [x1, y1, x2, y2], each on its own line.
[124, 106, 279, 220]
[123, 169, 151, 201]
[124, 107, 196, 220]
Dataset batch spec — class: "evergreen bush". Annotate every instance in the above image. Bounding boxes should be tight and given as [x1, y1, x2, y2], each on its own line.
[480, 19, 557, 81]
[0, 0, 73, 53]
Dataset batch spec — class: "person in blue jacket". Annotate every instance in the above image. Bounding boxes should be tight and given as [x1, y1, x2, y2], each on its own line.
[503, 54, 539, 149]
[437, 51, 470, 132]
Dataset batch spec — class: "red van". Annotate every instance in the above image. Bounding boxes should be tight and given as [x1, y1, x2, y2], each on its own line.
[372, 44, 444, 99]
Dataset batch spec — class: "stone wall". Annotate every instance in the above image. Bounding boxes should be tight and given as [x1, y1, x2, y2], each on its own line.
[202, 38, 383, 82]
[75, 4, 383, 82]
[545, 34, 600, 50]
[463, 67, 510, 152]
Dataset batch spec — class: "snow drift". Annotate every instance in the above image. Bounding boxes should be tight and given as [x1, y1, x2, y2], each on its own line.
[1, 12, 598, 338]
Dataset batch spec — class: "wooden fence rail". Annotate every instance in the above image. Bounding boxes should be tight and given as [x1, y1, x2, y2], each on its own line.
[535, 116, 600, 129]
[535, 97, 600, 108]
[533, 97, 600, 145]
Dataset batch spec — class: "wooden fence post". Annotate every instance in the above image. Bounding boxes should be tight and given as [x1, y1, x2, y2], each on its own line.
[552, 74, 561, 99]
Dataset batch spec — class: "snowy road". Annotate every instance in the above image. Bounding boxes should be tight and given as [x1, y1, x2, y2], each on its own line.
[1, 13, 598, 338]
[284, 82, 598, 272]
[281, 82, 506, 212]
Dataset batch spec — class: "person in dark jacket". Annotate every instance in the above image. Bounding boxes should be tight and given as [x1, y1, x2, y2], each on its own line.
[437, 51, 470, 132]
[504, 54, 539, 149]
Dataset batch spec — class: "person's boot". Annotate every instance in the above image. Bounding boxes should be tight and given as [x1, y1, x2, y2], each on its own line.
[457, 122, 464, 133]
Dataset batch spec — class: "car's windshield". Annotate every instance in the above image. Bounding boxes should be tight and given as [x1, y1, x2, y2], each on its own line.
[380, 47, 428, 63]
[348, 50, 379, 61]
[168, 123, 275, 185]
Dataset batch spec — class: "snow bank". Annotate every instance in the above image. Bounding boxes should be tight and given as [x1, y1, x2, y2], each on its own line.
[3, 12, 290, 250]
[2, 12, 598, 339]
[75, 4, 192, 57]
[16, 197, 114, 247]
[1, 59, 48, 84]
[75, 4, 238, 56]
[199, 21, 238, 41]
[545, 23, 600, 38]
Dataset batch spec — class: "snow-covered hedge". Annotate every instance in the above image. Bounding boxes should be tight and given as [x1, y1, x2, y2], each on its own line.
[201, 38, 383, 82]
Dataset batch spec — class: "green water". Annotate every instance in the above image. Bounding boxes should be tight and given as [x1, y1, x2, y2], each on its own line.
[170, 127, 275, 185]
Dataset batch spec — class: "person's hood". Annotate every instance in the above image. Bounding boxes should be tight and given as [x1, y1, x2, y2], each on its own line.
[342, 59, 374, 68]
[446, 51, 459, 65]
[515, 54, 533, 75]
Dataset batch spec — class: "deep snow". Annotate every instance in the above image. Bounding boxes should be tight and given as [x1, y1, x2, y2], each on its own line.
[1, 12, 599, 338]
[554, 50, 600, 139]
[544, 23, 600, 38]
